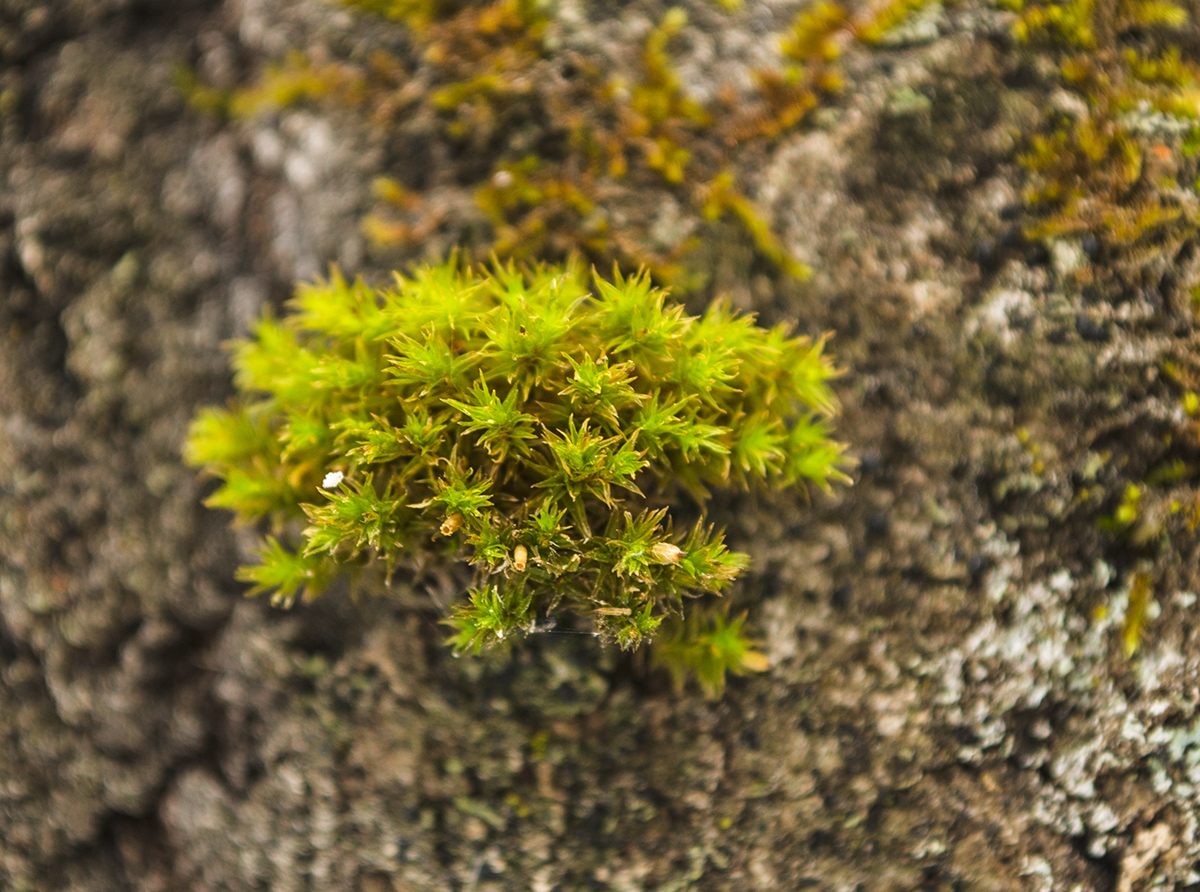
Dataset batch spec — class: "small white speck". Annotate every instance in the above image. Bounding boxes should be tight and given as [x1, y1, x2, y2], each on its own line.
[322, 471, 344, 489]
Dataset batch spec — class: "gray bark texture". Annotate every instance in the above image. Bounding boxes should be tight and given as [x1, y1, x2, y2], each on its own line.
[2, 0, 1200, 889]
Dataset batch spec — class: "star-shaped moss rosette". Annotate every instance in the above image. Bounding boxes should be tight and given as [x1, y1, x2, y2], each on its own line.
[185, 259, 849, 654]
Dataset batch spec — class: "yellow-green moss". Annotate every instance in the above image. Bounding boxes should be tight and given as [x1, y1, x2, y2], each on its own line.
[1007, 0, 1200, 248]
[189, 0, 942, 286]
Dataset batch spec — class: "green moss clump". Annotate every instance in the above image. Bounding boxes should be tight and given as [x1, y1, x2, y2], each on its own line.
[186, 259, 848, 658]
[181, 0, 951, 288]
[1007, 0, 1200, 248]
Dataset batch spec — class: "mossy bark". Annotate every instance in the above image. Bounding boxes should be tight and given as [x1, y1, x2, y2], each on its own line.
[3, 0, 1200, 890]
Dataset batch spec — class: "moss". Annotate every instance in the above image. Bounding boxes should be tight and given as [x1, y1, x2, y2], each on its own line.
[1122, 570, 1153, 656]
[653, 607, 769, 698]
[857, 0, 947, 44]
[188, 0, 943, 286]
[185, 259, 848, 681]
[1007, 0, 1200, 249]
[699, 170, 811, 280]
[174, 51, 364, 119]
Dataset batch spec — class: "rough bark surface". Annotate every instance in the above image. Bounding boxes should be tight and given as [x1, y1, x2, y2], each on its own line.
[3, 1, 1200, 890]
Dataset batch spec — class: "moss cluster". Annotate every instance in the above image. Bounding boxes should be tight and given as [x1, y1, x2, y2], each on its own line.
[185, 260, 848, 658]
[183, 0, 942, 286]
[1004, 0, 1200, 248]
[354, 0, 814, 282]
